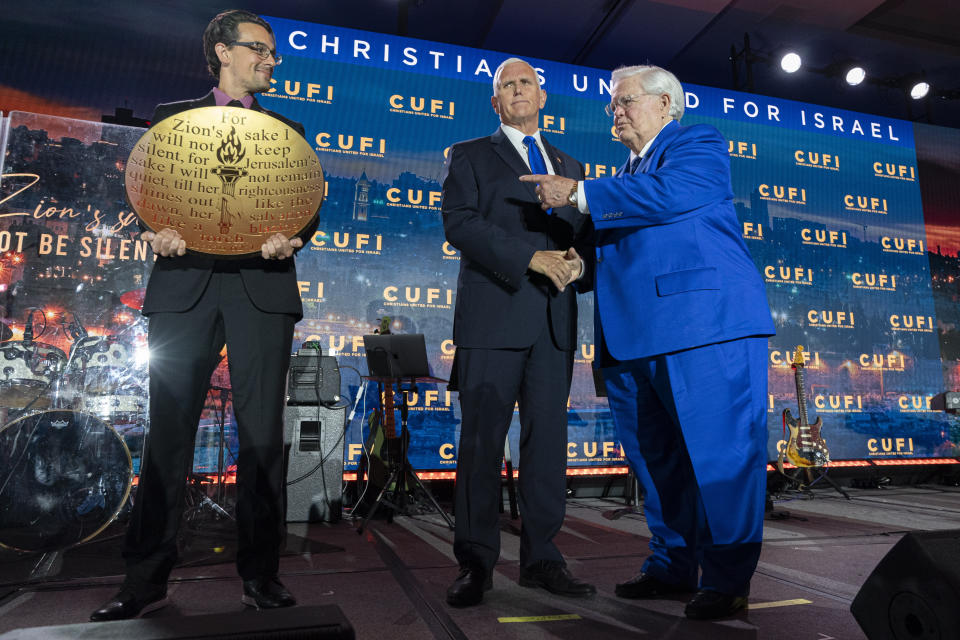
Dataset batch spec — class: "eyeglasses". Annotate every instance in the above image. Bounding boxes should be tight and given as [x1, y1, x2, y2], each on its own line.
[604, 94, 648, 117]
[229, 41, 282, 64]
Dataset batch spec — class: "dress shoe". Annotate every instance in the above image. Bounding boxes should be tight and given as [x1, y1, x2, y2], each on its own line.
[90, 584, 168, 621]
[684, 589, 748, 620]
[519, 561, 596, 598]
[615, 572, 694, 599]
[446, 568, 492, 607]
[241, 577, 297, 609]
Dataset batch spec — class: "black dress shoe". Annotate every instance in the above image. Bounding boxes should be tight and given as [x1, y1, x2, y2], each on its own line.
[446, 568, 492, 607]
[90, 585, 168, 621]
[615, 572, 694, 599]
[519, 561, 596, 598]
[241, 577, 297, 609]
[684, 589, 748, 620]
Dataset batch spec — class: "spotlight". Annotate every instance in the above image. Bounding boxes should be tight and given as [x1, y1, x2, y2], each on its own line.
[780, 52, 802, 73]
[845, 66, 866, 86]
[910, 81, 930, 99]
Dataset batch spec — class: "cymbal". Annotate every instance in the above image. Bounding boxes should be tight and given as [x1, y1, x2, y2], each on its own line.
[119, 289, 146, 311]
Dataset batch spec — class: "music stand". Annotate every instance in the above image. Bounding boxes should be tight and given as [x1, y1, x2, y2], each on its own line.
[357, 334, 454, 533]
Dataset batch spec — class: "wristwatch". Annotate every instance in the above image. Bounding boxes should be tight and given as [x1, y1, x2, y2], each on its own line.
[567, 183, 579, 207]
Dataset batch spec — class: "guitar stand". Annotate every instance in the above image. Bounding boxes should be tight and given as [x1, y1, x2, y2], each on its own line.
[357, 381, 454, 534]
[776, 455, 851, 501]
[801, 467, 851, 500]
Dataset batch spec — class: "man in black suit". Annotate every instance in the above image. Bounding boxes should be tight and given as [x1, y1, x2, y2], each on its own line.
[92, 10, 317, 621]
[442, 57, 594, 607]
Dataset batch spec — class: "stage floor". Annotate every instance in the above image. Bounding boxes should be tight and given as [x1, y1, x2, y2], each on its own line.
[2, 483, 960, 639]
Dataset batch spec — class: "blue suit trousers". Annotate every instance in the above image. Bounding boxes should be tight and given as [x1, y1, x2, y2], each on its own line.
[602, 336, 768, 596]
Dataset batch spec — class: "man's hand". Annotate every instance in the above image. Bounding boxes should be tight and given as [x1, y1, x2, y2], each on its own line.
[142, 228, 186, 257]
[261, 233, 303, 260]
[519, 174, 578, 210]
[564, 247, 583, 284]
[529, 250, 576, 291]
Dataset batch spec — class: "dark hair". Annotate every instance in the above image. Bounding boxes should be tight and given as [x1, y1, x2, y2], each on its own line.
[202, 9, 274, 79]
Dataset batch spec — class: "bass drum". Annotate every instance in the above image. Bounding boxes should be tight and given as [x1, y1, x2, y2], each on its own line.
[0, 410, 133, 552]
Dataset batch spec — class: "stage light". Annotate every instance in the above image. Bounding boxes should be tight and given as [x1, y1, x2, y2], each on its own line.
[845, 66, 866, 86]
[780, 52, 802, 73]
[910, 81, 930, 99]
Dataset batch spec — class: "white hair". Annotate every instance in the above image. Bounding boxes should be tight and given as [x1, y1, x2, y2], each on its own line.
[493, 57, 534, 93]
[611, 65, 685, 120]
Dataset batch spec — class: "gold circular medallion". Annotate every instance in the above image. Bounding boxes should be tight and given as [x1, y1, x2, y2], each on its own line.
[124, 106, 324, 256]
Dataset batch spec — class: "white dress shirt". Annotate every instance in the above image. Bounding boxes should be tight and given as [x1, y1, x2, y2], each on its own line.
[501, 125, 556, 175]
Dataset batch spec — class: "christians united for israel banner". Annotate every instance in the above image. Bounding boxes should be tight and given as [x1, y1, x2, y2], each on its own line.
[1, 17, 958, 476]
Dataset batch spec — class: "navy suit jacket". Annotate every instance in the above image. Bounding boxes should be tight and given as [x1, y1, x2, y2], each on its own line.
[142, 92, 317, 320]
[582, 120, 774, 361]
[441, 128, 588, 351]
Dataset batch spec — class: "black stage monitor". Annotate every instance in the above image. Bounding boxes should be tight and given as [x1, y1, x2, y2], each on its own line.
[363, 334, 431, 379]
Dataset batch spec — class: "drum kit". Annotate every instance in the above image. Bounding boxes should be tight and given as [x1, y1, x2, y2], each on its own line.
[0, 305, 147, 553]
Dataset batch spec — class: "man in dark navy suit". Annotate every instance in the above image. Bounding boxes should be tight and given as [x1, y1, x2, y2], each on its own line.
[526, 64, 775, 620]
[441, 57, 594, 607]
[92, 9, 317, 621]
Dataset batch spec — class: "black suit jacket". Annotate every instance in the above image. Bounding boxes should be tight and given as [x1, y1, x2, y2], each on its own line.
[442, 128, 587, 350]
[142, 92, 317, 320]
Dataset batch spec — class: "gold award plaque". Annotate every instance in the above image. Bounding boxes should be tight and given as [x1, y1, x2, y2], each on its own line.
[124, 106, 324, 256]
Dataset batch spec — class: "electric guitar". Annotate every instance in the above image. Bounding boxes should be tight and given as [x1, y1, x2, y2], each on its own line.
[358, 317, 408, 495]
[377, 319, 400, 463]
[782, 345, 830, 468]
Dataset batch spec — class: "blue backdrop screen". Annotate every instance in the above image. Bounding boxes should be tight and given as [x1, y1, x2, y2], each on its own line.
[1, 17, 958, 474]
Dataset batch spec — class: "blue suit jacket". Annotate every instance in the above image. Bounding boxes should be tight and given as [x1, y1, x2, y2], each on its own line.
[582, 120, 774, 361]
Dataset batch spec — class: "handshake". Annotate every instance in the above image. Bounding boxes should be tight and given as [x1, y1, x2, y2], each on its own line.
[529, 247, 583, 292]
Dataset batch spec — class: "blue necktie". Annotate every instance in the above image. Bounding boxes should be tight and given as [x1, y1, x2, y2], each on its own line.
[523, 135, 548, 175]
[629, 155, 642, 174]
[523, 135, 551, 214]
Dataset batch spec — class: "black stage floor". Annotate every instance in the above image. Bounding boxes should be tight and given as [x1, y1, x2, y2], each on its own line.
[2, 482, 960, 639]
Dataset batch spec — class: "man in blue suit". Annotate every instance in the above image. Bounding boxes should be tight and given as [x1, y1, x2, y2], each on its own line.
[523, 64, 774, 620]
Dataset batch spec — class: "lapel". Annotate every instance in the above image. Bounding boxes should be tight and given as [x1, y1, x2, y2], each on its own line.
[640, 120, 680, 173]
[491, 128, 530, 177]
[541, 136, 569, 179]
[194, 91, 217, 108]
[637, 152, 655, 174]
[540, 134, 583, 228]
[613, 120, 681, 176]
[491, 128, 540, 202]
[614, 158, 630, 178]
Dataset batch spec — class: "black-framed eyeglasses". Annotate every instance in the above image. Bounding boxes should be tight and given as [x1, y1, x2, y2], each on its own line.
[229, 41, 282, 64]
[604, 94, 649, 117]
